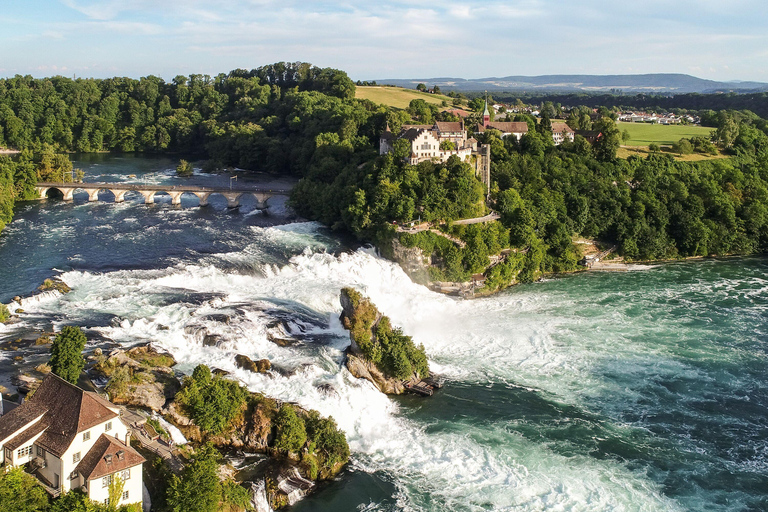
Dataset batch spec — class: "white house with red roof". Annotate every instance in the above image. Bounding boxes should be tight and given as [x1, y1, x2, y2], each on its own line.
[0, 373, 144, 507]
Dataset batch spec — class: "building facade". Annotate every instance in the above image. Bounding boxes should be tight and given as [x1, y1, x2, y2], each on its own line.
[0, 374, 144, 507]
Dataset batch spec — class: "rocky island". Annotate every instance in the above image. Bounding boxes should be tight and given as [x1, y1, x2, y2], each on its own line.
[340, 287, 440, 396]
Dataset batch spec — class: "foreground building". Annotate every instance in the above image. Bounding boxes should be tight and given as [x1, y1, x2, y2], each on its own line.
[0, 373, 144, 507]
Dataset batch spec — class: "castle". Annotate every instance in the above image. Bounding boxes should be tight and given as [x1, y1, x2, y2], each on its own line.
[379, 99, 575, 195]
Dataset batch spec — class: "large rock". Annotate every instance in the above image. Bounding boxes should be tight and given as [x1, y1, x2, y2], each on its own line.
[100, 345, 179, 411]
[346, 353, 405, 395]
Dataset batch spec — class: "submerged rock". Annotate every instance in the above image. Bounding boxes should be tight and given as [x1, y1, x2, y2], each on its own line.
[203, 334, 221, 347]
[265, 320, 301, 347]
[235, 354, 271, 374]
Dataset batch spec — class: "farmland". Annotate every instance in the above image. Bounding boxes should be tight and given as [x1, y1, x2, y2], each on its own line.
[355, 86, 454, 110]
[618, 121, 714, 146]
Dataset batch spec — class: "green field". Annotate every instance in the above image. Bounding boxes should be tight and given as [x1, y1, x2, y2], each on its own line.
[355, 86, 455, 110]
[618, 121, 714, 146]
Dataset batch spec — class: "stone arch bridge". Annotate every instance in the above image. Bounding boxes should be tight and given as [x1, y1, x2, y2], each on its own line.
[36, 182, 291, 209]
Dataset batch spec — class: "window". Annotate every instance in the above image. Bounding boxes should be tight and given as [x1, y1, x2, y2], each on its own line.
[83, 431, 90, 441]
[17, 446, 32, 458]
[70, 471, 78, 480]
[36, 446, 44, 457]
[121, 469, 130, 480]
[105, 422, 112, 432]
[122, 491, 129, 501]
[73, 452, 81, 464]
[102, 474, 113, 488]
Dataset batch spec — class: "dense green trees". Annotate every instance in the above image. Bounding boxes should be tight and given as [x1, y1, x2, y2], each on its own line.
[341, 288, 430, 379]
[166, 444, 225, 512]
[0, 63, 357, 170]
[50, 326, 87, 384]
[176, 364, 248, 435]
[0, 467, 49, 512]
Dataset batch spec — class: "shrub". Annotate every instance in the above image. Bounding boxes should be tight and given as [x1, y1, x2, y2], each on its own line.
[0, 303, 9, 323]
[176, 159, 193, 177]
[274, 404, 307, 454]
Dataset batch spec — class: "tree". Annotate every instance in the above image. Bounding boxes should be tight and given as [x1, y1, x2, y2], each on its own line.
[274, 404, 307, 454]
[433, 85, 441, 94]
[672, 138, 693, 155]
[649, 142, 661, 153]
[416, 83, 427, 92]
[0, 468, 49, 512]
[167, 444, 222, 512]
[439, 140, 456, 151]
[50, 325, 87, 384]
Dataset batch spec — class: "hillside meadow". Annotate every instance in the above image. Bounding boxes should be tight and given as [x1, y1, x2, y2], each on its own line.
[356, 86, 454, 110]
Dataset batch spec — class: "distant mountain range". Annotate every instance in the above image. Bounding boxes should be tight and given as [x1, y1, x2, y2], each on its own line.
[374, 74, 768, 94]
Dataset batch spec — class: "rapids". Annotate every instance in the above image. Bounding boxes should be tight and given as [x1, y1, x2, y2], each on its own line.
[1, 155, 766, 511]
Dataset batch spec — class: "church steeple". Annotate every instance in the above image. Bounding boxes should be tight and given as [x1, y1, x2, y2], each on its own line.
[482, 92, 490, 128]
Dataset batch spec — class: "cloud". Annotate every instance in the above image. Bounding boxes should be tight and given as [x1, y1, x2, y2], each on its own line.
[3, 0, 763, 81]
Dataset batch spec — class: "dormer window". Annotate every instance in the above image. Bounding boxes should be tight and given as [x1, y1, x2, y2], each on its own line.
[117, 451, 124, 461]
[105, 454, 113, 464]
[83, 431, 90, 441]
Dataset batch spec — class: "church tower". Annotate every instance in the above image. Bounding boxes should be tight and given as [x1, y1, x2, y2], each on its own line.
[482, 93, 490, 128]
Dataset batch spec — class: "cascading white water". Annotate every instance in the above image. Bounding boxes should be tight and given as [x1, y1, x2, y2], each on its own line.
[13, 222, 683, 511]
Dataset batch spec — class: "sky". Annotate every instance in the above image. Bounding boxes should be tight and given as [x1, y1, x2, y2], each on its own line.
[1, 0, 767, 82]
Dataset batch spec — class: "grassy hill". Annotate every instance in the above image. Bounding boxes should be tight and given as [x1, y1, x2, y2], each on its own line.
[618, 121, 714, 146]
[356, 86, 455, 110]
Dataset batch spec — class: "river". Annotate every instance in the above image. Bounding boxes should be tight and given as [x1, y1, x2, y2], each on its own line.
[1, 155, 766, 511]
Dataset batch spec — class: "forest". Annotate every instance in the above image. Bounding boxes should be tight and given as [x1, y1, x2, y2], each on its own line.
[0, 63, 767, 290]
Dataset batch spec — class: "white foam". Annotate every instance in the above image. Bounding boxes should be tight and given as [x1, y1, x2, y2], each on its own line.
[17, 224, 684, 510]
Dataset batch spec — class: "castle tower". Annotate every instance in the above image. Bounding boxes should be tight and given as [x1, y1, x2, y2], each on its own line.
[482, 94, 490, 128]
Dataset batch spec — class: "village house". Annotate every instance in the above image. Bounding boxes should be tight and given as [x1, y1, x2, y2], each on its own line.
[0, 373, 144, 507]
[551, 122, 576, 144]
[475, 101, 574, 145]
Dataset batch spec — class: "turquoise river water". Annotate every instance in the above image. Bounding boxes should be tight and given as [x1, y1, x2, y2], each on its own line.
[0, 155, 766, 511]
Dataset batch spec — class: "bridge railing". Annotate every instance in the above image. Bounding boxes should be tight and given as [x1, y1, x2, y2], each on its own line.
[36, 182, 292, 194]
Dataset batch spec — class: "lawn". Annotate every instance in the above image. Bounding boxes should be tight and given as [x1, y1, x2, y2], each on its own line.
[355, 86, 455, 110]
[618, 121, 714, 146]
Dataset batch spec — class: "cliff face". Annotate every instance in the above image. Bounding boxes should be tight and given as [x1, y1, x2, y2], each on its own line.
[383, 238, 432, 285]
[346, 352, 405, 394]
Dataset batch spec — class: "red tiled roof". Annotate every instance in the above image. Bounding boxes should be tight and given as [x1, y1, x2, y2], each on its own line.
[0, 404, 46, 443]
[76, 434, 145, 481]
[551, 122, 575, 133]
[476, 122, 529, 134]
[435, 121, 463, 133]
[2, 374, 120, 457]
[4, 421, 48, 450]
